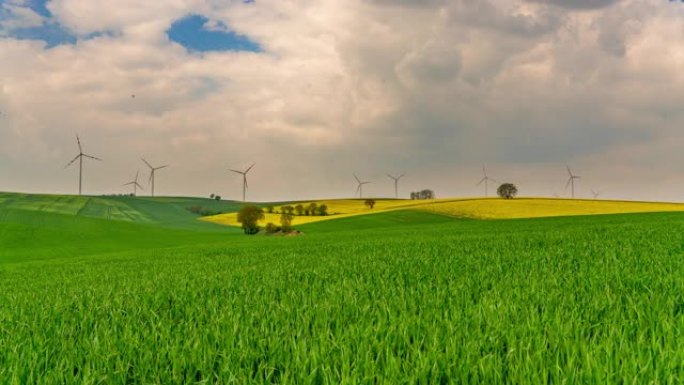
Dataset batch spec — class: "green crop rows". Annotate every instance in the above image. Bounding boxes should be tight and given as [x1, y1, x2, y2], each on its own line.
[1, 193, 684, 384]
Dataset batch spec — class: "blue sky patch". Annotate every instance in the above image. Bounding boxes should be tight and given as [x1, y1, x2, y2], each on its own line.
[25, 0, 52, 18]
[9, 23, 76, 48]
[167, 15, 261, 53]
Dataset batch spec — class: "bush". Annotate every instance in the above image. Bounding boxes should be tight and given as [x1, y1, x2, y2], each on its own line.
[265, 222, 280, 234]
[237, 205, 264, 235]
[365, 199, 376, 209]
[497, 183, 518, 199]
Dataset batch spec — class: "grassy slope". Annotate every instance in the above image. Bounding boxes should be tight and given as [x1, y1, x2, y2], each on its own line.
[3, 210, 684, 383]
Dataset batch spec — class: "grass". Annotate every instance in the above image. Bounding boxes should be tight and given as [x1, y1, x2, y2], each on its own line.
[2, 192, 684, 383]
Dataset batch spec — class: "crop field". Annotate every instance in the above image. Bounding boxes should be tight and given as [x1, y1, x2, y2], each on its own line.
[2, 192, 684, 383]
[203, 197, 684, 227]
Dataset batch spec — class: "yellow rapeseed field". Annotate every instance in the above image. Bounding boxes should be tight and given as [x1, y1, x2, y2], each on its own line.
[417, 198, 684, 219]
[202, 198, 684, 227]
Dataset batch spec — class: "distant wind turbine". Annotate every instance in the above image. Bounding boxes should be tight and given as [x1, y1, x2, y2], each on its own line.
[476, 165, 498, 197]
[591, 189, 600, 199]
[354, 174, 371, 198]
[142, 158, 168, 197]
[65, 134, 101, 196]
[386, 173, 405, 199]
[229, 163, 255, 202]
[565, 165, 580, 199]
[123, 171, 144, 196]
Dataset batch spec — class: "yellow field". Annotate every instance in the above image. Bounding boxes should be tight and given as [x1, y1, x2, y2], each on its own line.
[202, 198, 684, 227]
[417, 198, 684, 219]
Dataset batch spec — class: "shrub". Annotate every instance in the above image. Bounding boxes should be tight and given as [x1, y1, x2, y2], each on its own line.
[265, 222, 280, 234]
[237, 205, 264, 235]
[365, 199, 376, 209]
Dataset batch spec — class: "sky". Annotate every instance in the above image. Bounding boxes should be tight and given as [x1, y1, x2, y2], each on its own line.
[1, 0, 684, 202]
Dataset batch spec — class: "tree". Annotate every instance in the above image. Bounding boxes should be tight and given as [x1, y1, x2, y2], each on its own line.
[237, 205, 264, 235]
[365, 199, 376, 209]
[410, 192, 417, 200]
[410, 190, 435, 200]
[497, 183, 518, 199]
[210, 193, 215, 199]
[295, 204, 304, 216]
[266, 206, 274, 214]
[317, 204, 328, 216]
[308, 203, 318, 216]
[280, 210, 294, 232]
[214, 195, 221, 201]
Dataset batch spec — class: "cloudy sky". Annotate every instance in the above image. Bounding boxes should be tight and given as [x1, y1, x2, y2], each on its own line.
[1, 0, 684, 202]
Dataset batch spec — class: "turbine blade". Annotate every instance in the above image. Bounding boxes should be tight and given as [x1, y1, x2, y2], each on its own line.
[82, 154, 102, 161]
[489, 178, 499, 184]
[245, 163, 255, 173]
[566, 165, 572, 176]
[156, 165, 169, 170]
[148, 171, 154, 184]
[136, 182, 144, 190]
[141, 158, 153, 169]
[76, 134, 82, 153]
[386, 174, 394, 180]
[135, 170, 139, 182]
[65, 154, 80, 168]
[356, 184, 361, 193]
[354, 174, 361, 183]
[229, 169, 243, 175]
[123, 182, 134, 186]
[565, 178, 572, 189]
[477, 177, 486, 186]
[398, 173, 405, 179]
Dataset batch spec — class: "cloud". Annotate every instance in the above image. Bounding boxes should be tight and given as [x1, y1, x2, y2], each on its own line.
[1, 0, 684, 201]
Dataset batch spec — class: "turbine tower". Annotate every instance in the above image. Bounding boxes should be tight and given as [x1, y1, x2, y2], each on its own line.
[565, 165, 580, 199]
[476, 165, 498, 197]
[65, 134, 101, 196]
[386, 173, 405, 199]
[229, 163, 255, 202]
[123, 171, 144, 196]
[142, 158, 168, 197]
[354, 174, 371, 198]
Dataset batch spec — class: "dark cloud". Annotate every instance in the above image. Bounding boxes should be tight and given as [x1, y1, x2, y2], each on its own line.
[526, 0, 621, 10]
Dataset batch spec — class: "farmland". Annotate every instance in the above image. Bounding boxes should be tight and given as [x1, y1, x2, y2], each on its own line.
[2, 192, 684, 383]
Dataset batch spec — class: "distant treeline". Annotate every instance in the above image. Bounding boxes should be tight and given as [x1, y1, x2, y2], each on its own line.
[410, 190, 435, 200]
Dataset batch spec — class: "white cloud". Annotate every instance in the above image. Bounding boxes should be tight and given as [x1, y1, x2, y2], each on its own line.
[1, 0, 684, 201]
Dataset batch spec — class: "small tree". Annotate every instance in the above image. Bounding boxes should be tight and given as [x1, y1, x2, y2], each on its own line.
[214, 195, 221, 201]
[410, 192, 417, 200]
[266, 206, 274, 214]
[237, 205, 264, 235]
[497, 183, 518, 199]
[317, 204, 328, 216]
[295, 204, 304, 216]
[365, 199, 376, 209]
[308, 203, 318, 216]
[280, 211, 294, 232]
[265, 222, 280, 234]
[210, 193, 215, 199]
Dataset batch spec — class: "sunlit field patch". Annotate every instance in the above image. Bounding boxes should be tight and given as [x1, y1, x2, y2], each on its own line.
[202, 197, 684, 227]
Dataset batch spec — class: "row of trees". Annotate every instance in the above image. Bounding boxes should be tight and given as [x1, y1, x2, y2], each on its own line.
[410, 190, 435, 200]
[266, 203, 328, 216]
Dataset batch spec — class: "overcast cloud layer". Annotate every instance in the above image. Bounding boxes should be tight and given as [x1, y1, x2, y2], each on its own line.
[1, 0, 684, 202]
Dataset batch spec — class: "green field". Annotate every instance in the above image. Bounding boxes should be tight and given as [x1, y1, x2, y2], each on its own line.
[2, 192, 684, 383]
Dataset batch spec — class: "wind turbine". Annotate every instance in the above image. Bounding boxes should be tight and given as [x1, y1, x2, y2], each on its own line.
[476, 165, 498, 197]
[229, 163, 255, 202]
[565, 165, 580, 199]
[591, 189, 600, 199]
[354, 174, 371, 198]
[386, 173, 405, 199]
[123, 171, 144, 196]
[142, 158, 168, 197]
[65, 134, 101, 196]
